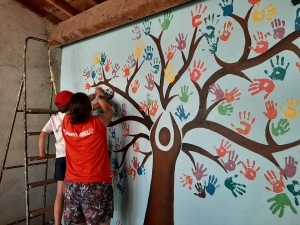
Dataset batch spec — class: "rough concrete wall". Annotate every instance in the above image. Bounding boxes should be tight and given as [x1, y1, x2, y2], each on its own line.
[0, 0, 61, 224]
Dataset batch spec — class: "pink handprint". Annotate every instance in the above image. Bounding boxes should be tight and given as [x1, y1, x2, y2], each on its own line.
[209, 83, 224, 102]
[188, 60, 207, 82]
[150, 100, 159, 117]
[231, 111, 255, 135]
[122, 64, 131, 77]
[115, 138, 121, 151]
[271, 19, 285, 39]
[132, 156, 140, 170]
[133, 142, 140, 153]
[219, 21, 234, 42]
[279, 156, 298, 178]
[132, 25, 141, 40]
[96, 67, 103, 81]
[214, 139, 231, 157]
[121, 103, 126, 117]
[225, 87, 241, 103]
[145, 73, 155, 91]
[122, 123, 130, 137]
[248, 78, 275, 99]
[165, 45, 176, 61]
[127, 54, 137, 68]
[192, 162, 208, 181]
[221, 150, 239, 172]
[112, 63, 120, 78]
[180, 174, 193, 190]
[238, 159, 260, 180]
[131, 79, 140, 94]
[83, 67, 91, 79]
[175, 33, 188, 51]
[139, 101, 149, 114]
[249, 31, 271, 54]
[191, 3, 208, 28]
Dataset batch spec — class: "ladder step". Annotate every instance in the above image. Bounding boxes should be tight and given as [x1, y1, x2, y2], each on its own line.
[4, 162, 47, 170]
[29, 179, 56, 188]
[27, 131, 54, 136]
[28, 154, 55, 161]
[18, 108, 57, 114]
[30, 205, 54, 218]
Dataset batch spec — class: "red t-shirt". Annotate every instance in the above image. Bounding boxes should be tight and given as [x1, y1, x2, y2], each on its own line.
[62, 115, 111, 183]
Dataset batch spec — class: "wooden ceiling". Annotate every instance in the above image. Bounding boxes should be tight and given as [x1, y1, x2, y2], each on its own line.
[15, 0, 106, 24]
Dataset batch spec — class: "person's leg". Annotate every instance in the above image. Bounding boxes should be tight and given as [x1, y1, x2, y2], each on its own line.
[54, 181, 65, 225]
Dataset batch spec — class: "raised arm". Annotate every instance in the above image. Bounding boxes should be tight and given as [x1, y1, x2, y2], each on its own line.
[95, 87, 113, 126]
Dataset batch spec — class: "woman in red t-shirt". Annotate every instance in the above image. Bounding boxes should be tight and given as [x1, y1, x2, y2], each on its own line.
[62, 87, 114, 225]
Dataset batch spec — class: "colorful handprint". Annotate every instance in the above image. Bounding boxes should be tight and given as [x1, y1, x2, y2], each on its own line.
[145, 73, 155, 91]
[165, 44, 176, 61]
[122, 123, 130, 137]
[159, 10, 173, 30]
[175, 104, 190, 122]
[221, 150, 239, 172]
[204, 175, 220, 196]
[188, 60, 206, 82]
[132, 25, 141, 40]
[279, 156, 298, 178]
[280, 98, 300, 120]
[219, 0, 234, 17]
[165, 63, 178, 83]
[150, 100, 159, 117]
[122, 64, 131, 78]
[194, 183, 206, 198]
[224, 174, 246, 197]
[142, 19, 152, 35]
[231, 111, 255, 135]
[180, 174, 193, 190]
[248, 78, 275, 99]
[218, 101, 233, 116]
[209, 83, 224, 102]
[112, 63, 120, 78]
[191, 3, 207, 28]
[131, 79, 140, 94]
[287, 180, 300, 206]
[127, 54, 137, 68]
[93, 52, 100, 65]
[175, 33, 188, 51]
[267, 193, 297, 218]
[178, 85, 193, 103]
[271, 119, 290, 137]
[264, 55, 290, 81]
[132, 40, 145, 58]
[252, 3, 277, 23]
[219, 21, 234, 42]
[271, 19, 285, 39]
[143, 46, 154, 61]
[225, 87, 240, 103]
[264, 170, 285, 193]
[238, 159, 260, 180]
[263, 100, 277, 120]
[214, 139, 231, 157]
[150, 58, 160, 74]
[249, 31, 271, 54]
[192, 162, 208, 181]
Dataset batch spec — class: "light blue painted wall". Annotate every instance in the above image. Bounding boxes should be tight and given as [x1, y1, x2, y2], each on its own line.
[61, 0, 300, 224]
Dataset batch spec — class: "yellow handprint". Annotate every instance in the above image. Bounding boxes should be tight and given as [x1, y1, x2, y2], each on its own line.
[132, 40, 145, 58]
[164, 63, 178, 83]
[93, 52, 100, 64]
[252, 3, 276, 23]
[280, 98, 300, 120]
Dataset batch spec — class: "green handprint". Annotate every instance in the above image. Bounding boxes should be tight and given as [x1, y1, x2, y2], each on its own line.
[108, 138, 114, 151]
[146, 93, 152, 107]
[178, 85, 193, 103]
[271, 118, 290, 137]
[100, 52, 107, 66]
[199, 13, 220, 39]
[267, 193, 297, 218]
[264, 55, 290, 81]
[114, 104, 119, 117]
[218, 101, 233, 116]
[158, 10, 173, 30]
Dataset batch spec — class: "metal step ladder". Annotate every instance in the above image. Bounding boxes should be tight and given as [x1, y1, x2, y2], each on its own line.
[0, 37, 58, 225]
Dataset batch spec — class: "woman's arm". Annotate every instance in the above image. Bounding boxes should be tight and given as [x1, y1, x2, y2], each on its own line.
[95, 87, 113, 126]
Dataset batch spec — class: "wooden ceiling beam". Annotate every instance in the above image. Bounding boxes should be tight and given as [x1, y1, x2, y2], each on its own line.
[44, 0, 80, 17]
[48, 0, 190, 47]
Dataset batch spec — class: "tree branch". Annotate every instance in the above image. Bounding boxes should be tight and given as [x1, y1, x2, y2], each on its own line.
[140, 151, 153, 167]
[125, 59, 145, 93]
[265, 120, 277, 146]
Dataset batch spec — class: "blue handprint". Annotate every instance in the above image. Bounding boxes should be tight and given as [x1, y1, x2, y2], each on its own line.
[100, 52, 107, 66]
[117, 181, 124, 194]
[204, 175, 220, 196]
[137, 166, 145, 175]
[224, 174, 246, 198]
[109, 127, 116, 139]
[91, 67, 96, 79]
[118, 168, 126, 180]
[219, 0, 234, 16]
[143, 46, 154, 61]
[150, 57, 160, 74]
[175, 104, 190, 122]
[142, 19, 152, 35]
[111, 158, 120, 170]
[295, 8, 300, 31]
[264, 55, 290, 81]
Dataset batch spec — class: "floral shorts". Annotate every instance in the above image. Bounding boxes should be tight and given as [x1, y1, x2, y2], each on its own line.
[64, 181, 114, 225]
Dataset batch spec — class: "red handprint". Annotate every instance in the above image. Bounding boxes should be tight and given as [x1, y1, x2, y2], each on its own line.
[133, 142, 140, 153]
[139, 101, 149, 114]
[122, 64, 131, 77]
[248, 78, 275, 99]
[296, 62, 300, 72]
[122, 123, 130, 137]
[180, 174, 193, 190]
[105, 59, 112, 72]
[263, 100, 277, 119]
[145, 73, 155, 91]
[231, 111, 255, 135]
[175, 33, 188, 51]
[238, 159, 260, 180]
[165, 44, 176, 61]
[249, 31, 271, 54]
[248, 0, 261, 4]
[271, 19, 285, 39]
[225, 87, 241, 103]
[131, 79, 140, 94]
[264, 170, 285, 193]
[279, 156, 298, 178]
[214, 139, 231, 157]
[150, 100, 159, 117]
[188, 60, 207, 82]
[191, 3, 208, 28]
[192, 162, 208, 181]
[127, 165, 137, 181]
[219, 21, 234, 42]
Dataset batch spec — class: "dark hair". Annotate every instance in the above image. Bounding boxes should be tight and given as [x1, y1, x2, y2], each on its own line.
[57, 103, 69, 113]
[68, 92, 92, 124]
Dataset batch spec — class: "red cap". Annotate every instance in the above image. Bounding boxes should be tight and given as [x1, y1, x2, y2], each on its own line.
[55, 90, 73, 108]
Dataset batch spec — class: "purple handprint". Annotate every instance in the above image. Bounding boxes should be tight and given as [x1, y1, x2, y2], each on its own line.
[175, 33, 188, 51]
[96, 67, 103, 81]
[221, 150, 239, 171]
[127, 54, 137, 68]
[209, 83, 225, 102]
[132, 156, 140, 170]
[83, 67, 91, 79]
[279, 156, 298, 178]
[112, 63, 120, 78]
[132, 25, 141, 40]
[192, 162, 208, 181]
[271, 19, 285, 39]
[145, 73, 155, 91]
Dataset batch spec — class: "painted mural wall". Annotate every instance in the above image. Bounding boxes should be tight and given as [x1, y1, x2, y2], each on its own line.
[61, 0, 300, 224]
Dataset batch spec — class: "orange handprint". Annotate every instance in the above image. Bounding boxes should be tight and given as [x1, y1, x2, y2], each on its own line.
[214, 139, 231, 157]
[225, 87, 241, 103]
[84, 82, 91, 92]
[180, 174, 193, 190]
[191, 3, 208, 28]
[219, 21, 234, 42]
[249, 31, 271, 54]
[188, 60, 207, 82]
[131, 79, 140, 94]
[105, 59, 112, 72]
[231, 111, 255, 135]
[150, 100, 159, 117]
[248, 78, 275, 99]
[122, 64, 131, 77]
[252, 3, 277, 23]
[264, 170, 285, 193]
[263, 100, 277, 120]
[139, 101, 149, 114]
[122, 123, 130, 137]
[238, 159, 260, 181]
[296, 62, 300, 72]
[133, 142, 140, 153]
[127, 165, 137, 181]
[165, 44, 176, 61]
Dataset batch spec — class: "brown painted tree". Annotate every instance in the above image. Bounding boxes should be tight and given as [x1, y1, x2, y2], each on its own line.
[85, 3, 300, 224]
